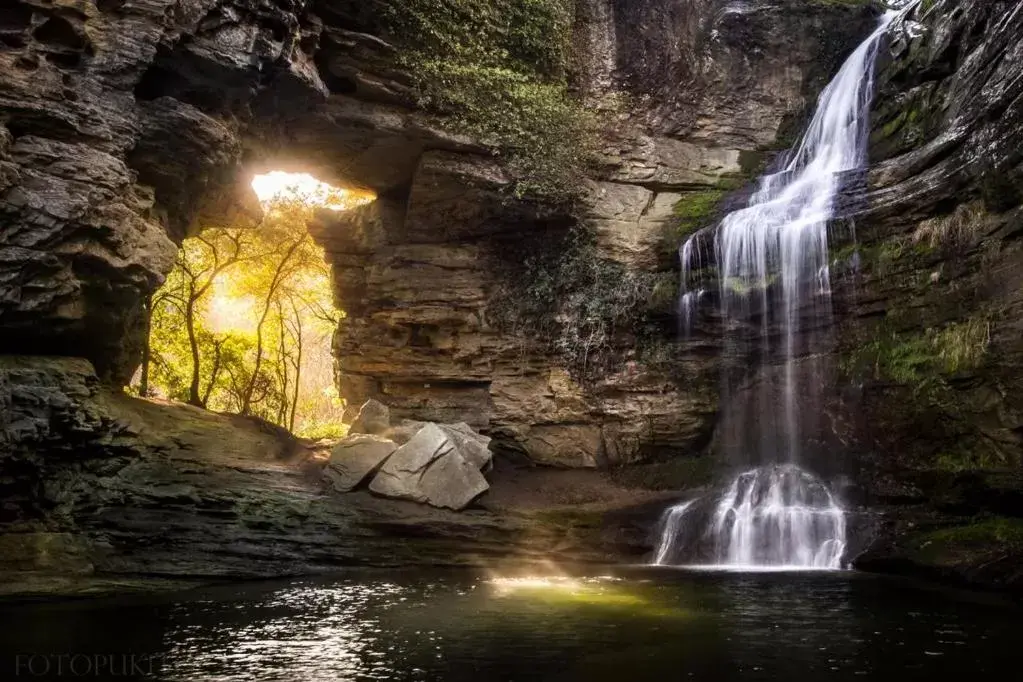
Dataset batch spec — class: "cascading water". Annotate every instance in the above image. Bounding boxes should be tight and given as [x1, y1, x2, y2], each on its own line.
[656, 5, 917, 570]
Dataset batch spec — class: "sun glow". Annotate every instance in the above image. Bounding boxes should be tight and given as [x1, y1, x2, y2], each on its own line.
[206, 276, 256, 335]
[487, 576, 586, 595]
[250, 171, 375, 210]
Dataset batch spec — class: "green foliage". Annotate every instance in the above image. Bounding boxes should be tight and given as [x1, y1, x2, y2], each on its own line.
[843, 317, 998, 470]
[934, 449, 1002, 473]
[671, 190, 727, 241]
[844, 317, 991, 392]
[138, 196, 346, 437]
[379, 0, 592, 201]
[931, 319, 991, 374]
[489, 228, 660, 377]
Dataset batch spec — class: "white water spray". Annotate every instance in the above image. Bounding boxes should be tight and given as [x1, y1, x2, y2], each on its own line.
[658, 6, 916, 570]
[652, 500, 697, 566]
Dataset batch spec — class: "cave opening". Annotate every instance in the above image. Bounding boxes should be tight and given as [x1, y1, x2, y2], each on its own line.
[130, 172, 375, 438]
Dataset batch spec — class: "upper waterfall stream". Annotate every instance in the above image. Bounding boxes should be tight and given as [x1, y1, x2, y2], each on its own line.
[657, 6, 915, 570]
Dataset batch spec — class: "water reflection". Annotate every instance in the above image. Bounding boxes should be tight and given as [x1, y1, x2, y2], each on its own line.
[0, 570, 1017, 681]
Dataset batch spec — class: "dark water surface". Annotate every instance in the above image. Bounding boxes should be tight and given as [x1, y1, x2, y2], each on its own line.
[1, 567, 1018, 681]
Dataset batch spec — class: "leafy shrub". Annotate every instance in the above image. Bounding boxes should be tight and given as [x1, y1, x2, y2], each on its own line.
[845, 317, 991, 391]
[379, 0, 593, 202]
[489, 228, 661, 377]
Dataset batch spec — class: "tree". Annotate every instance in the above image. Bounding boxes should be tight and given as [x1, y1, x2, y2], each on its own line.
[135, 187, 351, 437]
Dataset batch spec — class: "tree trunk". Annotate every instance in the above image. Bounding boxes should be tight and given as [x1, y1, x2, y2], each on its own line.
[289, 303, 303, 434]
[185, 291, 205, 408]
[241, 238, 304, 414]
[139, 293, 153, 397]
[201, 339, 223, 406]
[276, 302, 289, 427]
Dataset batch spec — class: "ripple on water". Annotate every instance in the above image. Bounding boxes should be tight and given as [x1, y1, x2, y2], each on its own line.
[0, 571, 1017, 682]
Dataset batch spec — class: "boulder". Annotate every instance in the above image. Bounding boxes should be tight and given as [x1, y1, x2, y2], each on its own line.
[369, 423, 489, 510]
[349, 399, 391, 436]
[439, 422, 493, 472]
[384, 419, 428, 445]
[322, 434, 398, 492]
[383, 420, 493, 472]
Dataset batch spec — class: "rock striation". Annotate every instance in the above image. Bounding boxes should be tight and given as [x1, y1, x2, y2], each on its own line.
[0, 357, 651, 597]
[0, 0, 879, 464]
[322, 434, 397, 493]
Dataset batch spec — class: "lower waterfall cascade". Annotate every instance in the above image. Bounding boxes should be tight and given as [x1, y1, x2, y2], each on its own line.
[655, 3, 921, 570]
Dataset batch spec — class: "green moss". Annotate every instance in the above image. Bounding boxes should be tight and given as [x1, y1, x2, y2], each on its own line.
[844, 317, 991, 390]
[669, 190, 727, 242]
[842, 315, 999, 471]
[934, 449, 1002, 473]
[912, 517, 1023, 563]
[932, 319, 991, 373]
[379, 0, 592, 202]
[830, 242, 860, 264]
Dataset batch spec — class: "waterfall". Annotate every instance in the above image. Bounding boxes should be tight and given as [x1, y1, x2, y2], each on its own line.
[652, 500, 697, 566]
[656, 6, 915, 570]
[708, 466, 847, 568]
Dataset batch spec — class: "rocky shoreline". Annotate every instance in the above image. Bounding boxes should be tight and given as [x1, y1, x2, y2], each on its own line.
[1, 356, 1020, 600]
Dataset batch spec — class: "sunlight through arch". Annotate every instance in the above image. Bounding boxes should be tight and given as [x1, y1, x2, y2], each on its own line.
[135, 171, 375, 438]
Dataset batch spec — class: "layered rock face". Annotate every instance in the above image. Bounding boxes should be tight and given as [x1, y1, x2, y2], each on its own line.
[4, 0, 1020, 593]
[829, 0, 1023, 587]
[323, 0, 877, 467]
[0, 0, 875, 464]
[0, 356, 650, 596]
[0, 0, 474, 383]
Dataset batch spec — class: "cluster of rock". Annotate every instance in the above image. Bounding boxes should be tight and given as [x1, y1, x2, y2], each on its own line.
[322, 400, 493, 511]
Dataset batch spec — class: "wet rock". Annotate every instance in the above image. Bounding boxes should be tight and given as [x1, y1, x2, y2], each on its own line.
[323, 434, 398, 493]
[369, 423, 489, 510]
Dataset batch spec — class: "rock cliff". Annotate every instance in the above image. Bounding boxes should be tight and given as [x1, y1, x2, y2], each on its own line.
[836, 0, 1023, 589]
[2, 0, 1021, 594]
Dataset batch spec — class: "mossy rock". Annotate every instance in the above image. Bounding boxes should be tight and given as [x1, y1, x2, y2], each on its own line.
[909, 517, 1023, 565]
[664, 189, 728, 248]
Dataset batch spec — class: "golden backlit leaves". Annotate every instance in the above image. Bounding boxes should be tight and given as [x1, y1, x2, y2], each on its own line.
[138, 172, 375, 437]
